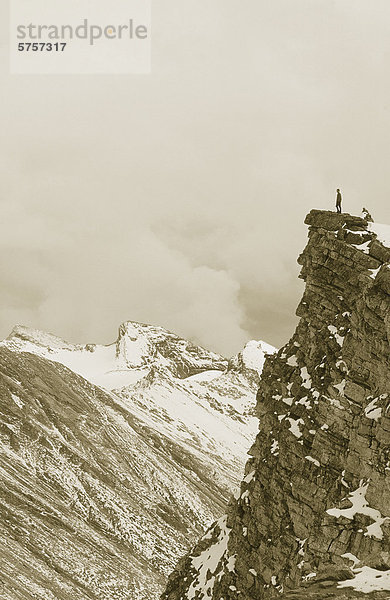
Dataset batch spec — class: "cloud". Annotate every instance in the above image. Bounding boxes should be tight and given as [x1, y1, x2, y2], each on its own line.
[1, 0, 390, 354]
[3, 217, 248, 355]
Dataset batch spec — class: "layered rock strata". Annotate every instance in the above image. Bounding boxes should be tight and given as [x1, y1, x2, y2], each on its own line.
[163, 210, 390, 600]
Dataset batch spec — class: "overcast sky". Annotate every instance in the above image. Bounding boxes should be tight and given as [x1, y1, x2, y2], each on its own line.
[1, 0, 390, 356]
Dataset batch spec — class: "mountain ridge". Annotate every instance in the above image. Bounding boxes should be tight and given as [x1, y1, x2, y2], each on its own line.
[4, 320, 275, 385]
[162, 211, 390, 600]
[0, 320, 276, 599]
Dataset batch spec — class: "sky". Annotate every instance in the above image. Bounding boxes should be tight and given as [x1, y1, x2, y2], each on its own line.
[1, 0, 390, 356]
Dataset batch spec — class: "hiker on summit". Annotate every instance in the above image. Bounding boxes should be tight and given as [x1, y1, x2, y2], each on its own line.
[336, 189, 342, 213]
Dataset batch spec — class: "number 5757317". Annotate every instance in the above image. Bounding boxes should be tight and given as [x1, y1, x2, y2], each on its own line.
[18, 42, 67, 51]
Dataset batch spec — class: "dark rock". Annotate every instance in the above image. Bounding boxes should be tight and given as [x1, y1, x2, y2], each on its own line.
[163, 210, 390, 600]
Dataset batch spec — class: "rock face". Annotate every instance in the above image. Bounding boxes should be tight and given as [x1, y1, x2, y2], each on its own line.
[162, 211, 390, 600]
[0, 322, 275, 600]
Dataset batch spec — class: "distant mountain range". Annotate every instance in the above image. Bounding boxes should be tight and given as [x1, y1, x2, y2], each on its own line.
[0, 321, 275, 600]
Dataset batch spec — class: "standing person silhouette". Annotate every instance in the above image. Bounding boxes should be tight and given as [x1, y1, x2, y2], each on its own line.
[336, 188, 342, 213]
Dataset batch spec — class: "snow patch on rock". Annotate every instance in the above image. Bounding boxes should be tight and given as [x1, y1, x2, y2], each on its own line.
[326, 481, 389, 540]
[187, 517, 233, 600]
[338, 566, 390, 593]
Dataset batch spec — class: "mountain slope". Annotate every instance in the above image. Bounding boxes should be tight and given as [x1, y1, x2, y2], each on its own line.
[0, 322, 275, 599]
[162, 211, 390, 600]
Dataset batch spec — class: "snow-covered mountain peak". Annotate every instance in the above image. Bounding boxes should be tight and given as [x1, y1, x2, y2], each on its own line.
[240, 339, 277, 373]
[3, 321, 275, 392]
[115, 321, 156, 368]
[7, 324, 80, 351]
[228, 339, 277, 384]
[114, 320, 227, 377]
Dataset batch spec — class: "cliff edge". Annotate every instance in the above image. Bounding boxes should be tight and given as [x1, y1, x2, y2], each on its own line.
[162, 210, 390, 600]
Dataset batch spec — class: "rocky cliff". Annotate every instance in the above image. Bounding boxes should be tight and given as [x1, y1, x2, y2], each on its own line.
[162, 210, 390, 600]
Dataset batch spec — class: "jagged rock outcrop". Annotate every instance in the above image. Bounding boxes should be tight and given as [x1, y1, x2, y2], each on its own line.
[115, 322, 227, 376]
[162, 211, 390, 600]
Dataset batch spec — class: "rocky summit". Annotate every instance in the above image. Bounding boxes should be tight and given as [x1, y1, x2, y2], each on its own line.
[0, 321, 275, 600]
[162, 211, 390, 600]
